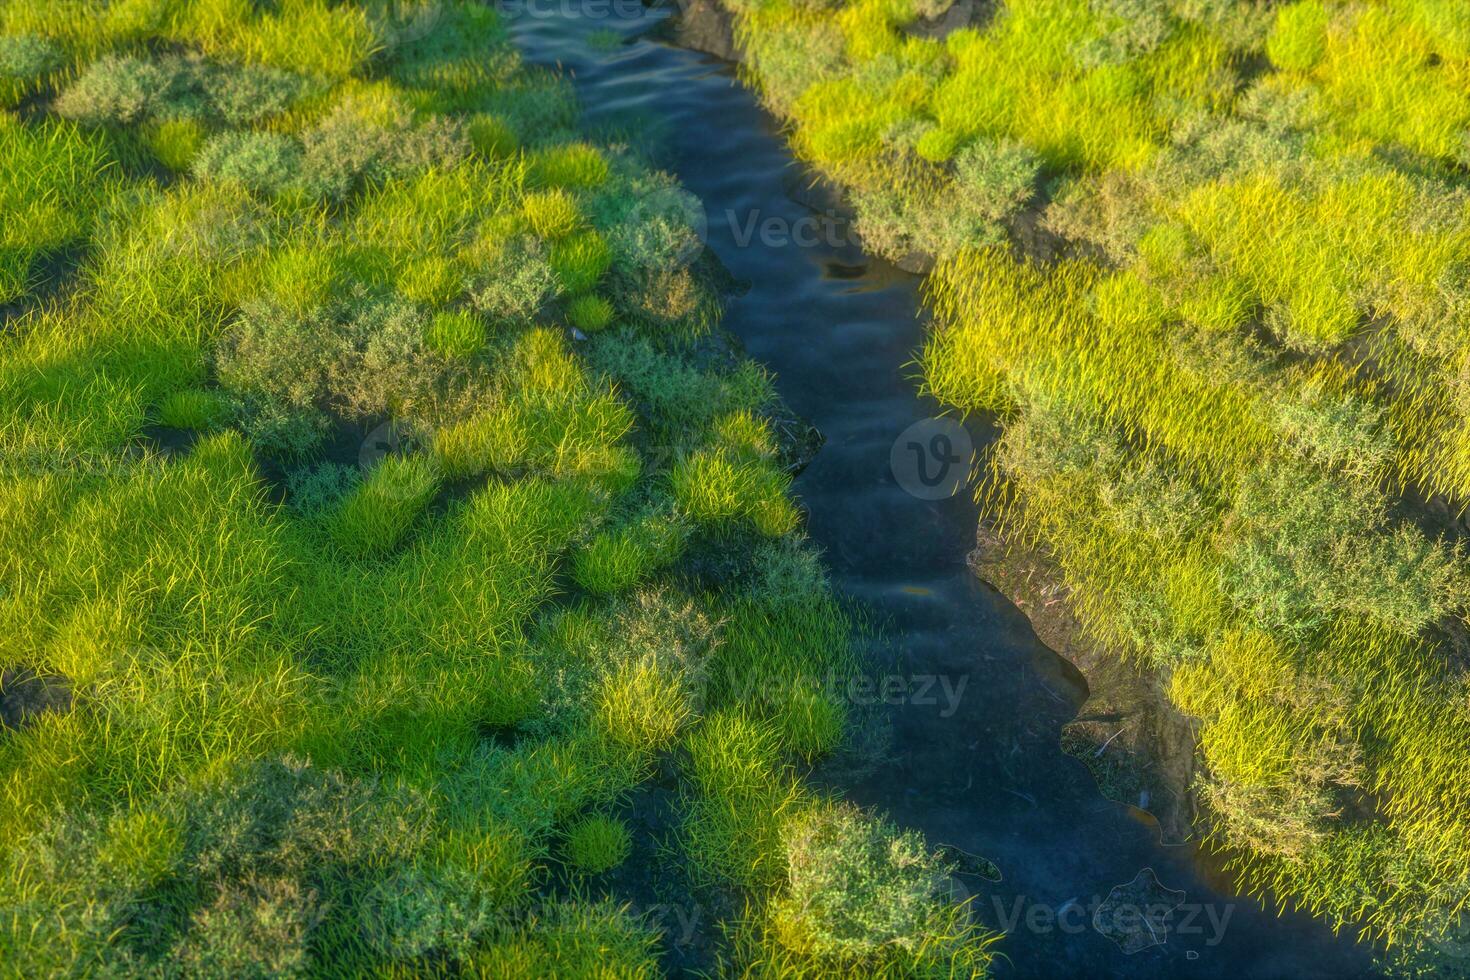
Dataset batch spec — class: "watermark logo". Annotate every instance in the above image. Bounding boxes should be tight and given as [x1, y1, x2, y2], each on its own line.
[724, 208, 861, 251]
[377, 1, 445, 49]
[358, 420, 423, 472]
[728, 669, 970, 719]
[890, 417, 973, 500]
[983, 869, 1232, 952]
[357, 421, 434, 499]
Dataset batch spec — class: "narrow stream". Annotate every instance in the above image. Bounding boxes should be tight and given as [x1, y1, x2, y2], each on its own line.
[507, 6, 1381, 976]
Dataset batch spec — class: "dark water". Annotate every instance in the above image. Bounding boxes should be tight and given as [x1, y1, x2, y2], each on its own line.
[507, 6, 1381, 977]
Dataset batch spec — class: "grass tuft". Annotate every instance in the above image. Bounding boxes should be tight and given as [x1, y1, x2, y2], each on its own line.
[562, 813, 632, 873]
[324, 453, 440, 558]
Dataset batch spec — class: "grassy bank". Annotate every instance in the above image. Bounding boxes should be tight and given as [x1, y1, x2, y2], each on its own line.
[0, 1, 995, 974]
[725, 0, 1470, 969]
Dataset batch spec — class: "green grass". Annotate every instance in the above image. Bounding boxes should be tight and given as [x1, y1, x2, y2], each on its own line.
[529, 142, 610, 190]
[467, 112, 519, 158]
[711, 587, 857, 763]
[562, 813, 632, 874]
[0, 2, 984, 973]
[762, 801, 999, 976]
[469, 899, 661, 977]
[1267, 1, 1330, 72]
[522, 187, 582, 240]
[144, 116, 207, 171]
[549, 229, 612, 293]
[565, 292, 614, 332]
[680, 709, 808, 890]
[0, 116, 115, 303]
[424, 308, 487, 358]
[154, 387, 230, 430]
[919, 243, 1470, 955]
[323, 453, 440, 559]
[573, 509, 687, 596]
[672, 447, 799, 537]
[0, 33, 61, 107]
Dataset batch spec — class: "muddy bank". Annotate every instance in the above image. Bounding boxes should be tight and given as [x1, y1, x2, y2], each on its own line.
[668, 0, 739, 61]
[968, 525, 1200, 845]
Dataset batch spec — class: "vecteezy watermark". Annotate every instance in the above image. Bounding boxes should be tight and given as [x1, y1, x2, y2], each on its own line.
[349, 420, 439, 500]
[728, 669, 970, 719]
[375, 0, 445, 49]
[983, 869, 1233, 953]
[637, 901, 703, 947]
[358, 419, 423, 472]
[620, 200, 867, 264]
[890, 417, 974, 500]
[723, 208, 862, 251]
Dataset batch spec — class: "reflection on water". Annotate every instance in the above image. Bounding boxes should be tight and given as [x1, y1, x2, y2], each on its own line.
[505, 5, 1382, 976]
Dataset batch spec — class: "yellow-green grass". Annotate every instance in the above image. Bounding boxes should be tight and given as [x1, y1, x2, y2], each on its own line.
[323, 452, 440, 559]
[573, 508, 687, 596]
[565, 292, 614, 332]
[672, 446, 799, 537]
[0, 115, 115, 304]
[468, 899, 661, 977]
[921, 244, 1470, 959]
[528, 141, 610, 190]
[735, 0, 1259, 248]
[1266, 1, 1470, 166]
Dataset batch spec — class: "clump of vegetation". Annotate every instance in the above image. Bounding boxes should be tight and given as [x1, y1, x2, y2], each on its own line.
[0, 755, 475, 976]
[424, 309, 487, 359]
[565, 293, 614, 332]
[681, 710, 805, 890]
[155, 387, 230, 431]
[762, 801, 996, 975]
[214, 292, 472, 456]
[56, 54, 312, 128]
[0, 33, 60, 107]
[324, 453, 440, 559]
[193, 130, 306, 198]
[562, 813, 632, 873]
[0, 2, 981, 973]
[522, 188, 583, 240]
[574, 508, 687, 595]
[469, 899, 661, 976]
[672, 447, 799, 537]
[529, 142, 610, 189]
